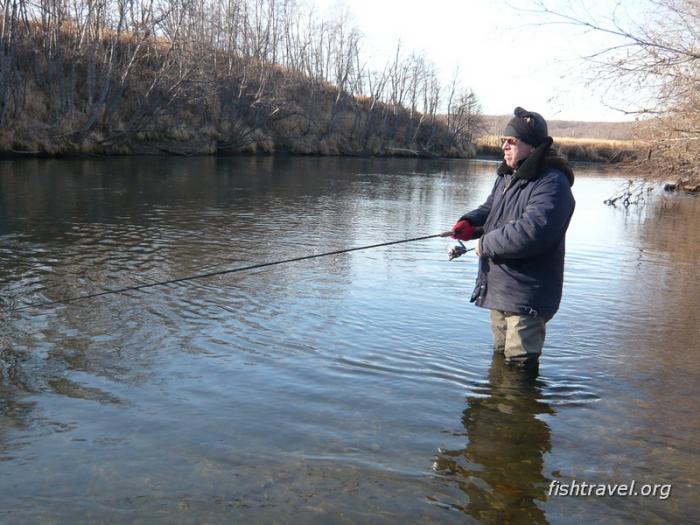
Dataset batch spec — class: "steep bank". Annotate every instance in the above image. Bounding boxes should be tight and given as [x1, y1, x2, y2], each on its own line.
[1, 69, 475, 159]
[0, 4, 477, 160]
[0, 66, 473, 159]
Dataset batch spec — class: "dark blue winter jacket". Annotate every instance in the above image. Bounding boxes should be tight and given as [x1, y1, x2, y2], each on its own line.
[461, 138, 575, 319]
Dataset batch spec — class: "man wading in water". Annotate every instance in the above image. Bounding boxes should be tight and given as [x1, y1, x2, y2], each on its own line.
[450, 107, 575, 369]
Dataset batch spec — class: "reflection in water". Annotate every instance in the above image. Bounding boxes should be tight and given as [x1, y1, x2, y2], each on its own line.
[0, 343, 35, 462]
[434, 354, 554, 524]
[0, 158, 698, 522]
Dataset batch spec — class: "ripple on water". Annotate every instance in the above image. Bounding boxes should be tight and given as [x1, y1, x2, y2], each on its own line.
[0, 159, 698, 525]
[331, 349, 488, 392]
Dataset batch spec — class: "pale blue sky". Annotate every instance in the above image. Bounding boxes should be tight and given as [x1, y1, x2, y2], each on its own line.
[313, 0, 646, 121]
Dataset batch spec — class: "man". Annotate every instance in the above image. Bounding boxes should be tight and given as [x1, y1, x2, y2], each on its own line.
[451, 107, 575, 368]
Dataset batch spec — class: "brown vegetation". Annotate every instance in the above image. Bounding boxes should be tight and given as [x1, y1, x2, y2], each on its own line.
[0, 0, 482, 158]
[475, 135, 644, 163]
[480, 115, 638, 141]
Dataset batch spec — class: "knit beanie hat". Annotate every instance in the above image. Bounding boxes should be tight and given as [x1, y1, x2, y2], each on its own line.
[502, 107, 549, 146]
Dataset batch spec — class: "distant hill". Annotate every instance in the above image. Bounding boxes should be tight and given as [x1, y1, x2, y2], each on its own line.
[480, 115, 638, 140]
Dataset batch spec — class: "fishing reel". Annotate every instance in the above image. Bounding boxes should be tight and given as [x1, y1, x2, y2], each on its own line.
[448, 240, 468, 261]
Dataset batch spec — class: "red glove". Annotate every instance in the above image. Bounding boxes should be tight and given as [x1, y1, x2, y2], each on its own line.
[451, 219, 475, 241]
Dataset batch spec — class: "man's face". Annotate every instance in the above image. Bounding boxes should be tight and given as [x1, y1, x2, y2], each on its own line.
[501, 137, 533, 169]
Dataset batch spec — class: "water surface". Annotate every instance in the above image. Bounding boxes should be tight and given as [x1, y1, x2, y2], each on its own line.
[1, 157, 698, 523]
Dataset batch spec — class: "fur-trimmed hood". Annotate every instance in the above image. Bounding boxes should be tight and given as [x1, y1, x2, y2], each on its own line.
[496, 137, 574, 186]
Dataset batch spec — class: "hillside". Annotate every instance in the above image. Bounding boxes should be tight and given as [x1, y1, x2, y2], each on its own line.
[0, 1, 479, 159]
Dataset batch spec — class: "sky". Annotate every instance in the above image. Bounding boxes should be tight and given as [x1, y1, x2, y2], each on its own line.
[312, 0, 648, 122]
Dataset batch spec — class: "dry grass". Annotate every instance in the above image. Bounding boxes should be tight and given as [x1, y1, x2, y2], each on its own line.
[475, 135, 645, 163]
[480, 115, 637, 140]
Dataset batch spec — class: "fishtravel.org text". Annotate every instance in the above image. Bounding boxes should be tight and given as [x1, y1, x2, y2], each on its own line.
[548, 479, 671, 499]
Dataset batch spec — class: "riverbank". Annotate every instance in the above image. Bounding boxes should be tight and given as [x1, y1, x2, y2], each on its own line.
[3, 2, 693, 189]
[7, 134, 698, 196]
[473, 134, 700, 193]
[0, 136, 465, 159]
[0, 88, 474, 160]
[475, 135, 644, 163]
[0, 134, 642, 163]
[0, 3, 478, 162]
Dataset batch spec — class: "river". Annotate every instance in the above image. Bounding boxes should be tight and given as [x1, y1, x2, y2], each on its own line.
[1, 156, 698, 524]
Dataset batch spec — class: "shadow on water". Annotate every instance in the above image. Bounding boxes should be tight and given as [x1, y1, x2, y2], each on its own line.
[433, 353, 554, 524]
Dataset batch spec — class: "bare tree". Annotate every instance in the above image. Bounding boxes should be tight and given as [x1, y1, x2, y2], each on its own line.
[446, 69, 482, 149]
[0, 0, 22, 125]
[532, 0, 700, 186]
[0, 0, 482, 157]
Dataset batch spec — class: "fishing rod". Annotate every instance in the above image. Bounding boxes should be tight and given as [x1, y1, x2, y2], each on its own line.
[13, 230, 473, 312]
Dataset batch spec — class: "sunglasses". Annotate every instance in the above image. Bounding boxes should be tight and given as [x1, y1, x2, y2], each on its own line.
[500, 137, 520, 147]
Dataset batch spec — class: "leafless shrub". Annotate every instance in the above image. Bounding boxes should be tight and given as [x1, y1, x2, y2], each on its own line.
[604, 179, 655, 207]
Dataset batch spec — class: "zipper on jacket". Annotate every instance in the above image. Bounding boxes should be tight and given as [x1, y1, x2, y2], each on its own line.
[503, 174, 516, 194]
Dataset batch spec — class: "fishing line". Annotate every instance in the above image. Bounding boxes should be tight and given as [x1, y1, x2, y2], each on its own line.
[12, 232, 473, 311]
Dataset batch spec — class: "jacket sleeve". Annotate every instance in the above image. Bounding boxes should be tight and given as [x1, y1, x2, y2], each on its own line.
[480, 171, 574, 259]
[460, 178, 497, 227]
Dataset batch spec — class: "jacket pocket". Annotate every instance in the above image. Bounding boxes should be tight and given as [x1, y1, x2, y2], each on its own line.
[470, 280, 486, 303]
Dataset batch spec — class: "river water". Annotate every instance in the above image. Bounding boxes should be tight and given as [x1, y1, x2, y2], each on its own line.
[0, 157, 698, 524]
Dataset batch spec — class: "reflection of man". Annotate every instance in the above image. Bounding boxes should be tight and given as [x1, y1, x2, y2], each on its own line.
[434, 354, 554, 524]
[450, 108, 575, 368]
